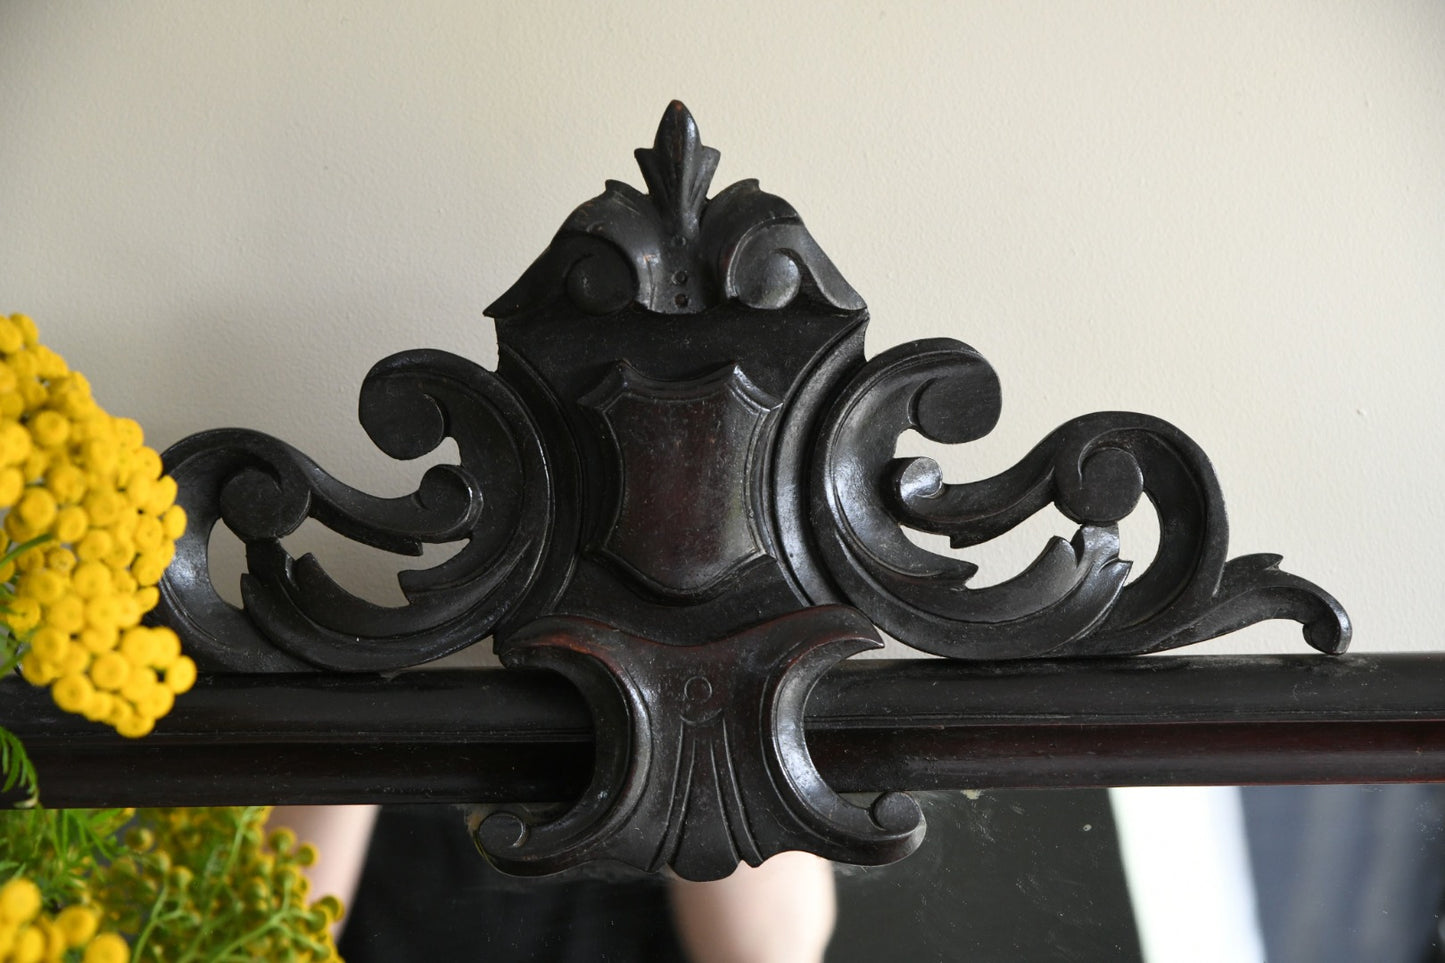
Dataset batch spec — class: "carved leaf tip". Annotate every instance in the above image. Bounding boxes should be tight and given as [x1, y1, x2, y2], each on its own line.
[635, 101, 719, 237]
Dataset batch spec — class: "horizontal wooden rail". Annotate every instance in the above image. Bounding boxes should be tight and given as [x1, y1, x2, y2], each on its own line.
[5, 654, 1445, 807]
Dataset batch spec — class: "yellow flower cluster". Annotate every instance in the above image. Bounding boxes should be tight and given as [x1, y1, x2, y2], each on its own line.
[95, 808, 344, 963]
[0, 877, 128, 963]
[3, 806, 345, 963]
[0, 313, 193, 738]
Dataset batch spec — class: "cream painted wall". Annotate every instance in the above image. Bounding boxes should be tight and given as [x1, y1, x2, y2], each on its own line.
[1, 1, 1441, 657]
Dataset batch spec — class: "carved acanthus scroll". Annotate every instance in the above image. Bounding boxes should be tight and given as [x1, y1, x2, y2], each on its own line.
[158, 349, 552, 672]
[809, 338, 1351, 658]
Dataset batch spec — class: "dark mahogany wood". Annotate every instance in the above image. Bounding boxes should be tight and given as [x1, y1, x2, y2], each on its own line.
[0, 102, 1361, 880]
[479, 607, 923, 880]
[6, 655, 1445, 814]
[578, 361, 779, 602]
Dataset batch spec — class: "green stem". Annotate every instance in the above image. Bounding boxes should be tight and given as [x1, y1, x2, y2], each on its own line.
[204, 873, 301, 962]
[0, 726, 39, 806]
[174, 808, 258, 963]
[129, 878, 170, 963]
[205, 912, 286, 963]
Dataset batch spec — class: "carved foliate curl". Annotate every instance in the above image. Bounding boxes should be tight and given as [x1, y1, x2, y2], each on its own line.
[156, 349, 551, 672]
[485, 102, 864, 321]
[811, 338, 1351, 658]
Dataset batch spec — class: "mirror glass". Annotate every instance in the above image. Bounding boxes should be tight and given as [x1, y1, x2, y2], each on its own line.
[329, 786, 1445, 963]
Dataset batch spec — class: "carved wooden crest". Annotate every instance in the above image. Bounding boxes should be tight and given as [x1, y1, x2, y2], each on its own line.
[152, 102, 1350, 879]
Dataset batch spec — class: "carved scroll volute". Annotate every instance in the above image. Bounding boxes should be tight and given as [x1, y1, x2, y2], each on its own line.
[811, 339, 1131, 657]
[809, 338, 1351, 658]
[157, 349, 553, 672]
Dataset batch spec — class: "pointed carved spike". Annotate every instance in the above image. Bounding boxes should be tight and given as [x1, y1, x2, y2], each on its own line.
[635, 101, 719, 236]
[656, 100, 696, 156]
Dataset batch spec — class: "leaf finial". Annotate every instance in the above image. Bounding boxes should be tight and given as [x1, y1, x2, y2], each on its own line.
[634, 101, 720, 238]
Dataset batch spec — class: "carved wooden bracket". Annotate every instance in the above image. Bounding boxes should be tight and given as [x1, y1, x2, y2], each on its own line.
[149, 102, 1350, 880]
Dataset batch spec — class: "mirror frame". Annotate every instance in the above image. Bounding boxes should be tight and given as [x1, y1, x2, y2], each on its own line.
[2, 103, 1399, 883]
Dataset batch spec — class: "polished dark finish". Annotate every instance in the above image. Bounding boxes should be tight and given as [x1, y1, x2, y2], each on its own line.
[46, 101, 1351, 877]
[814, 339, 1350, 657]
[479, 607, 922, 880]
[488, 101, 864, 318]
[155, 102, 1347, 674]
[158, 350, 552, 672]
[578, 361, 778, 601]
[6, 654, 1444, 811]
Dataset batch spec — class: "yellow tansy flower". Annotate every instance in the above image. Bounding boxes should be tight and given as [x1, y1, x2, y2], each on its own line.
[52, 673, 97, 714]
[82, 933, 129, 963]
[1, 313, 189, 737]
[75, 527, 113, 561]
[19, 650, 57, 685]
[27, 626, 68, 664]
[0, 319, 23, 354]
[0, 421, 32, 465]
[0, 879, 41, 923]
[8, 925, 44, 963]
[7, 596, 41, 631]
[29, 409, 70, 448]
[44, 545, 77, 574]
[89, 650, 130, 691]
[78, 625, 117, 654]
[54, 906, 100, 947]
[20, 569, 66, 605]
[52, 504, 88, 542]
[70, 560, 110, 598]
[164, 655, 197, 694]
[45, 595, 86, 634]
[0, 467, 24, 506]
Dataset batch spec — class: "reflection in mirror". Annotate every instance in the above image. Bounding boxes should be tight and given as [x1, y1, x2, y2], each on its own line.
[830, 791, 1139, 962]
[314, 788, 1445, 963]
[1114, 785, 1445, 963]
[1239, 785, 1445, 963]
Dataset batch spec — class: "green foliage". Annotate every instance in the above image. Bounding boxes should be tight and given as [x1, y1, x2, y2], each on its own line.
[0, 725, 38, 807]
[0, 469, 343, 959]
[0, 806, 130, 906]
[0, 634, 21, 677]
[0, 535, 52, 672]
[1, 536, 52, 809]
[0, 806, 345, 962]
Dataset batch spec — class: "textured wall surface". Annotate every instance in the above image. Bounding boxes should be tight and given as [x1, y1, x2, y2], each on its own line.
[1, 2, 1440, 656]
